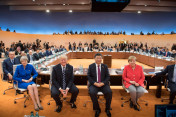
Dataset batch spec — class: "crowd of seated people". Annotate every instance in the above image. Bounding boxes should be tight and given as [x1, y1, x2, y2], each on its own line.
[0, 39, 67, 58]
[61, 30, 176, 35]
[68, 40, 176, 58]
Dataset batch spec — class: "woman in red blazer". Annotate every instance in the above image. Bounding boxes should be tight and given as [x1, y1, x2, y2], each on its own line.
[122, 56, 145, 111]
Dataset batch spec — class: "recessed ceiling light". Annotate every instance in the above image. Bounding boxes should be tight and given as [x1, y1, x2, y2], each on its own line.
[137, 11, 141, 14]
[32, 0, 35, 2]
[69, 10, 72, 13]
[145, 5, 147, 7]
[46, 9, 50, 13]
[63, 4, 66, 5]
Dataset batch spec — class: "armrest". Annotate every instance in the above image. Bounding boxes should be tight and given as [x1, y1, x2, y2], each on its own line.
[144, 80, 147, 89]
[13, 80, 19, 90]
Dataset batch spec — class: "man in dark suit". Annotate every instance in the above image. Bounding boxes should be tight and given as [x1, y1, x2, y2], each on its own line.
[39, 49, 46, 58]
[33, 49, 41, 61]
[51, 55, 79, 113]
[27, 50, 35, 63]
[163, 49, 171, 57]
[87, 53, 112, 117]
[46, 47, 53, 56]
[3, 51, 20, 81]
[171, 50, 176, 58]
[152, 56, 176, 104]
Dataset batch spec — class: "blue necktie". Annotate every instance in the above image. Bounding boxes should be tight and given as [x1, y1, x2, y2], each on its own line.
[11, 59, 14, 64]
[62, 67, 66, 90]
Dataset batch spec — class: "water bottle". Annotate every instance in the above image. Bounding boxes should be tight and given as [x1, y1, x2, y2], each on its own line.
[35, 112, 39, 117]
[81, 65, 83, 74]
[30, 111, 34, 117]
[36, 64, 38, 70]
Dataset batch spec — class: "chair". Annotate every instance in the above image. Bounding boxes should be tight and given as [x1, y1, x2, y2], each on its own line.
[161, 79, 176, 102]
[83, 81, 111, 109]
[13, 64, 29, 108]
[47, 65, 70, 105]
[121, 79, 148, 110]
[13, 64, 41, 108]
[2, 61, 18, 95]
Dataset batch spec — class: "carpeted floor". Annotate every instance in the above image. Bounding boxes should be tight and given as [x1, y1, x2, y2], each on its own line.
[0, 78, 171, 117]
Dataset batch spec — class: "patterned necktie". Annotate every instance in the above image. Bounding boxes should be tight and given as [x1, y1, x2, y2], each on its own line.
[98, 65, 101, 83]
[11, 59, 14, 64]
[62, 67, 66, 90]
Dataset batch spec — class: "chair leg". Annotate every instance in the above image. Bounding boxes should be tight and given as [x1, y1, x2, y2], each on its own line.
[47, 99, 54, 105]
[121, 99, 130, 107]
[14, 95, 27, 104]
[3, 87, 14, 95]
[24, 95, 29, 108]
[138, 99, 148, 106]
[83, 100, 92, 107]
[161, 98, 170, 102]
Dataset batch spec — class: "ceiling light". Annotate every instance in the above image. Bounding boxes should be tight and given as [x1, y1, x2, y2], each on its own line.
[63, 4, 66, 5]
[46, 9, 50, 13]
[69, 10, 72, 13]
[137, 11, 141, 14]
[145, 5, 147, 7]
[32, 0, 35, 1]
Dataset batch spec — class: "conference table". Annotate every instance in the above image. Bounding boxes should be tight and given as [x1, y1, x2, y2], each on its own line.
[36, 51, 175, 98]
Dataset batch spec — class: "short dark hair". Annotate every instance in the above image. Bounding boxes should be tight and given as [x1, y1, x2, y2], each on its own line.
[94, 53, 102, 58]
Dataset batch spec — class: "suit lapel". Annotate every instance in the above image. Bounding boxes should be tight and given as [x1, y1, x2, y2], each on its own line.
[170, 65, 175, 76]
[65, 64, 68, 80]
[58, 64, 63, 78]
[8, 58, 13, 65]
[101, 63, 104, 81]
[94, 63, 97, 79]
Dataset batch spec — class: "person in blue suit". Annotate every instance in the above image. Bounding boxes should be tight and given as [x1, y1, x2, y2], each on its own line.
[3, 51, 20, 81]
[163, 49, 171, 57]
[13, 56, 43, 111]
[46, 47, 53, 56]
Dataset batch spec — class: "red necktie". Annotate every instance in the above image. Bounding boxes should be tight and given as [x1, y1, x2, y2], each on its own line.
[98, 65, 101, 83]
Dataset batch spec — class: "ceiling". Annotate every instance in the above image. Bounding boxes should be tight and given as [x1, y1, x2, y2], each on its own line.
[123, 0, 176, 13]
[0, 0, 176, 12]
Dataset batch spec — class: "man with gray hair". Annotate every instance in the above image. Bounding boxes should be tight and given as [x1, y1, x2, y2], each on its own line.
[27, 50, 34, 63]
[51, 54, 79, 113]
[3, 51, 20, 81]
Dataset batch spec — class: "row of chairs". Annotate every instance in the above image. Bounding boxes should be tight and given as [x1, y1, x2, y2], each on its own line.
[1, 64, 171, 110]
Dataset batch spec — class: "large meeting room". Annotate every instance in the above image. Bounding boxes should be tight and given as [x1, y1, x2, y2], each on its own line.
[0, 0, 176, 117]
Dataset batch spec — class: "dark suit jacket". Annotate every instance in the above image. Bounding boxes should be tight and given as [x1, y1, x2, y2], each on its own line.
[155, 64, 176, 88]
[87, 63, 110, 86]
[33, 53, 41, 61]
[39, 52, 46, 58]
[163, 52, 171, 57]
[27, 54, 35, 63]
[2, 57, 20, 80]
[46, 50, 52, 56]
[52, 64, 74, 90]
[171, 53, 176, 58]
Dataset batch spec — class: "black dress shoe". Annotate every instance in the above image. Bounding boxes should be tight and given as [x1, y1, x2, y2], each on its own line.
[70, 102, 77, 108]
[95, 109, 101, 117]
[134, 104, 140, 111]
[130, 100, 134, 108]
[55, 105, 62, 113]
[105, 110, 111, 117]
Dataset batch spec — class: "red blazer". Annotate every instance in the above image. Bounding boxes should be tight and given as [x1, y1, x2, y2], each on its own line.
[122, 64, 145, 88]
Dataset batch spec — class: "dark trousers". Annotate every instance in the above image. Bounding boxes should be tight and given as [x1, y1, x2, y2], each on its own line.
[169, 83, 176, 103]
[51, 84, 79, 106]
[89, 85, 112, 110]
